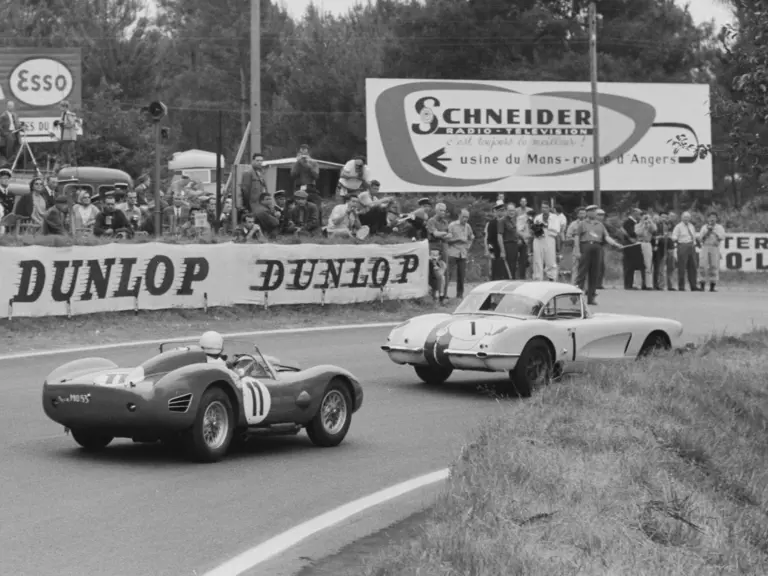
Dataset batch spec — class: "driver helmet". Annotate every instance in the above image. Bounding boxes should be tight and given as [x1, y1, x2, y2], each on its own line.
[199, 331, 224, 357]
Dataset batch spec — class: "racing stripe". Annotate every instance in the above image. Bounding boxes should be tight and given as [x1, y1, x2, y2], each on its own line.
[423, 317, 457, 367]
[255, 382, 264, 416]
[246, 381, 259, 417]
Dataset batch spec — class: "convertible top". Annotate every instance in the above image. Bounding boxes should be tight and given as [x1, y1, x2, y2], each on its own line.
[469, 281, 583, 302]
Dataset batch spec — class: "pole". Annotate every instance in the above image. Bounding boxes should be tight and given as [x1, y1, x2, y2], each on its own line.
[589, 2, 601, 207]
[153, 122, 162, 238]
[216, 110, 223, 219]
[250, 0, 261, 158]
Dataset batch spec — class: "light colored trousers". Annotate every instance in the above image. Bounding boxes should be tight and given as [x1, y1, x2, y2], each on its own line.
[533, 236, 558, 281]
[698, 245, 720, 283]
[640, 242, 653, 288]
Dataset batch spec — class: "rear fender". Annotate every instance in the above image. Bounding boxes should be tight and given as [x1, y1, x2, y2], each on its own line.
[279, 365, 363, 417]
[46, 357, 119, 385]
[155, 364, 246, 426]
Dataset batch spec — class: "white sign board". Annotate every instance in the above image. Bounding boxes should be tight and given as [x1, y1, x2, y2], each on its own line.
[366, 79, 713, 193]
[0, 241, 429, 319]
[720, 233, 768, 272]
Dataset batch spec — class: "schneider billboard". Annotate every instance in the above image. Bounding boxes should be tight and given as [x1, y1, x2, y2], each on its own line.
[366, 79, 713, 192]
[0, 47, 83, 144]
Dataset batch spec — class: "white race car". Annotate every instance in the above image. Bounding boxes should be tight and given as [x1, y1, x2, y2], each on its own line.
[381, 281, 685, 396]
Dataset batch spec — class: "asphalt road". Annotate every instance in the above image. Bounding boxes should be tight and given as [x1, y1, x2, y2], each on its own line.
[1, 289, 766, 576]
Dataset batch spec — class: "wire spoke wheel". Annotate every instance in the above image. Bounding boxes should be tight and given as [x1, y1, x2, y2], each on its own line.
[202, 400, 229, 450]
[321, 390, 347, 436]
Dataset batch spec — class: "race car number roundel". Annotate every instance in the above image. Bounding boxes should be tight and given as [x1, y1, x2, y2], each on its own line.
[241, 377, 272, 425]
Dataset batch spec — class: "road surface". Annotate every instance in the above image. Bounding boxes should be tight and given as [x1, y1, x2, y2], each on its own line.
[1, 290, 765, 576]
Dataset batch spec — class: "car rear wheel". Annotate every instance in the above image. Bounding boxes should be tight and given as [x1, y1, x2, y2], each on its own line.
[414, 365, 453, 385]
[306, 379, 353, 448]
[184, 387, 234, 463]
[509, 338, 553, 398]
[71, 429, 113, 451]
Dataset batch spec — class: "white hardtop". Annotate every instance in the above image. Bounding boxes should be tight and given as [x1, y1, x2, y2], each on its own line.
[469, 281, 584, 303]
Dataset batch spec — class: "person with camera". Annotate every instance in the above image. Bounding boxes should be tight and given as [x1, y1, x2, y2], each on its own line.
[531, 201, 560, 281]
[53, 100, 79, 167]
[635, 210, 657, 291]
[291, 144, 320, 192]
[337, 155, 372, 199]
[326, 193, 362, 238]
[117, 190, 143, 232]
[697, 211, 725, 292]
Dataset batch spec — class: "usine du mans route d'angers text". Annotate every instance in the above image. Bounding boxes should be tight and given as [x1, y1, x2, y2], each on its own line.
[366, 79, 713, 193]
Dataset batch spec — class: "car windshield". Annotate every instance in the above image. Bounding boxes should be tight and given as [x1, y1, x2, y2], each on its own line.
[454, 292, 543, 318]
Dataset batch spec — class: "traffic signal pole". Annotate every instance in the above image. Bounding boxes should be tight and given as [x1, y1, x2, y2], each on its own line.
[154, 122, 162, 238]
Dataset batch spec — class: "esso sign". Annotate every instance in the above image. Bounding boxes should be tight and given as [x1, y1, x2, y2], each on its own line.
[9, 58, 74, 107]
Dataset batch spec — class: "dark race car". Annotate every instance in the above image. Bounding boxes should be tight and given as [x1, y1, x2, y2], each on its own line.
[42, 340, 363, 462]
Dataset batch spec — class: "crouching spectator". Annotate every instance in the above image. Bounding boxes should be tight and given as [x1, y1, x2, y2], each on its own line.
[326, 194, 361, 238]
[94, 193, 132, 238]
[43, 196, 71, 235]
[289, 188, 319, 234]
[273, 190, 296, 234]
[234, 212, 263, 243]
[357, 180, 393, 235]
[252, 192, 281, 238]
[428, 248, 447, 302]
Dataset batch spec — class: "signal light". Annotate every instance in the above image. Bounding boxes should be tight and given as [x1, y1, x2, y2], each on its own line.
[147, 101, 167, 122]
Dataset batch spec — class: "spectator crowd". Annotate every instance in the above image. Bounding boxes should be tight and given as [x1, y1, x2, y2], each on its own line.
[0, 144, 730, 304]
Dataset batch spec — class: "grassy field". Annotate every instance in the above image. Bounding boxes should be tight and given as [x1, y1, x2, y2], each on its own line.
[355, 329, 768, 576]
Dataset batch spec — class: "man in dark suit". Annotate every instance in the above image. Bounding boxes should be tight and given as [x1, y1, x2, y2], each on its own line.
[162, 191, 191, 234]
[0, 101, 21, 165]
[621, 208, 645, 289]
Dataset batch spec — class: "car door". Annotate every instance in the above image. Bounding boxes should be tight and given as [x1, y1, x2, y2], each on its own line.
[564, 297, 634, 368]
[538, 293, 585, 373]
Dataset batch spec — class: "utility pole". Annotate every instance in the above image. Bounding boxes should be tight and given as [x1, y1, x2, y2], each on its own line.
[250, 0, 261, 159]
[589, 2, 601, 206]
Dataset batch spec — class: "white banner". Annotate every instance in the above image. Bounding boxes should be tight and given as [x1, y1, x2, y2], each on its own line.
[366, 79, 713, 192]
[720, 233, 768, 272]
[0, 241, 429, 319]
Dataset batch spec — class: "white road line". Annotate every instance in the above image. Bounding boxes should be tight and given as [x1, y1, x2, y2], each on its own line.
[0, 322, 398, 362]
[202, 468, 450, 576]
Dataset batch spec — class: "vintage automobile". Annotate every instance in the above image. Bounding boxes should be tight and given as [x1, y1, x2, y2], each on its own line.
[381, 281, 685, 397]
[42, 340, 363, 462]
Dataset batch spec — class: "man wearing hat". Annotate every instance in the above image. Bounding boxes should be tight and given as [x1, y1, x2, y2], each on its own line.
[595, 208, 607, 288]
[573, 205, 624, 304]
[697, 211, 726, 292]
[288, 187, 320, 233]
[484, 200, 511, 280]
[42, 195, 71, 235]
[396, 197, 431, 239]
[272, 190, 296, 234]
[565, 206, 587, 283]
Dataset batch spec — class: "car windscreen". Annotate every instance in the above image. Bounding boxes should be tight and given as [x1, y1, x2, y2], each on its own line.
[454, 292, 543, 317]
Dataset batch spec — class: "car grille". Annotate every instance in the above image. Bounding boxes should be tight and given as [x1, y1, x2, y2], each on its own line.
[168, 393, 193, 413]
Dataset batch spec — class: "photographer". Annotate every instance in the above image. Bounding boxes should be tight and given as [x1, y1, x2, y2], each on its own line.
[326, 193, 361, 238]
[697, 211, 725, 292]
[53, 100, 79, 167]
[531, 201, 560, 281]
[290, 144, 320, 192]
[93, 193, 132, 238]
[337, 154, 371, 198]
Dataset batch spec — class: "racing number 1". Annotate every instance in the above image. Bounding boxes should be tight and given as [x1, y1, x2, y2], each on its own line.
[571, 331, 576, 361]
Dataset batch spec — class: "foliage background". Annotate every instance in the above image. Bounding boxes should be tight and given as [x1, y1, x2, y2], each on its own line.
[1, 0, 766, 213]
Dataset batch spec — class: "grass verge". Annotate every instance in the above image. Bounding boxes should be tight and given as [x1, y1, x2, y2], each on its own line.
[355, 329, 768, 576]
[0, 298, 444, 354]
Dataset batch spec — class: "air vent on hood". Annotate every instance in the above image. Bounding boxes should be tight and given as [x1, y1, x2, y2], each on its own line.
[168, 393, 193, 413]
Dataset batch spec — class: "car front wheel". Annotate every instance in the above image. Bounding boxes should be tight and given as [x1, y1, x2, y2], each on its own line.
[185, 387, 235, 463]
[509, 338, 553, 398]
[306, 378, 353, 448]
[414, 365, 453, 385]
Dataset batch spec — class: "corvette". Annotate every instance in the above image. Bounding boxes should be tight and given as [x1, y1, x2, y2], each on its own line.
[42, 341, 363, 462]
[381, 280, 685, 396]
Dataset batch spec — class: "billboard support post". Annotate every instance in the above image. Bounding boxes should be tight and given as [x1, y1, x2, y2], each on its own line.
[589, 2, 602, 206]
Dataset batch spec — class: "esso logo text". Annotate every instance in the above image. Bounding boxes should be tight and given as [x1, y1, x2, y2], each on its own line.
[9, 58, 74, 107]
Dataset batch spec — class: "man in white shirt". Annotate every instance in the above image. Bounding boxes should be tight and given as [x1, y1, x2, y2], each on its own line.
[326, 194, 361, 237]
[0, 101, 20, 165]
[337, 155, 371, 198]
[565, 206, 587, 283]
[531, 201, 560, 281]
[697, 211, 726, 292]
[118, 191, 143, 231]
[671, 211, 699, 291]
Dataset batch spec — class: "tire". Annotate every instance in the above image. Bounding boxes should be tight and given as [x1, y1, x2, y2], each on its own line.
[509, 338, 553, 398]
[71, 429, 113, 451]
[184, 387, 235, 463]
[414, 365, 453, 385]
[306, 378, 353, 448]
[638, 332, 670, 358]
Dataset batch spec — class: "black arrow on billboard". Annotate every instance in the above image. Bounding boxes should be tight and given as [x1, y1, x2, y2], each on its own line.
[422, 148, 452, 173]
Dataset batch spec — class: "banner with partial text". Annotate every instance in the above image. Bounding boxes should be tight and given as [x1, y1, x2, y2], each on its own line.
[719, 233, 768, 272]
[0, 241, 429, 319]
